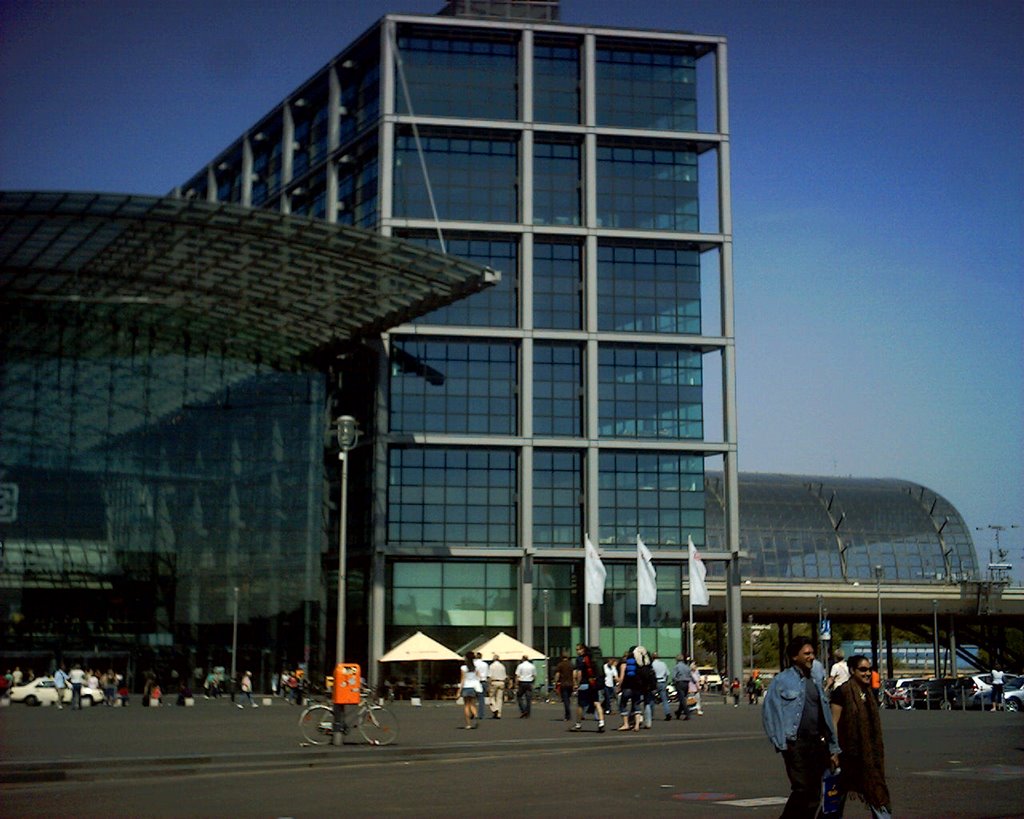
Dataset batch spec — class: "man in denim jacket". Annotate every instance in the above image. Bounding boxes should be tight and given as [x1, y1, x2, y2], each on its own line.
[763, 636, 841, 818]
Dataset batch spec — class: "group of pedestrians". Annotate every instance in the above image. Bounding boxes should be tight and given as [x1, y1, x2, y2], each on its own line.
[763, 636, 893, 818]
[458, 644, 708, 734]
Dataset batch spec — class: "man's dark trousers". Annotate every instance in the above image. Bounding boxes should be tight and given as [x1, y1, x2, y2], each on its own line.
[780, 734, 829, 818]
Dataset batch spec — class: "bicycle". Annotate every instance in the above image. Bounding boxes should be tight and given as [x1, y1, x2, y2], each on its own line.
[299, 688, 398, 746]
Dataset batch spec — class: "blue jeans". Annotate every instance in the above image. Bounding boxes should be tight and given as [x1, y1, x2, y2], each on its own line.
[656, 680, 671, 717]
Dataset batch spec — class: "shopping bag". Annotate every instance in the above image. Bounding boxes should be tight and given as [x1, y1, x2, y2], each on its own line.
[821, 768, 842, 816]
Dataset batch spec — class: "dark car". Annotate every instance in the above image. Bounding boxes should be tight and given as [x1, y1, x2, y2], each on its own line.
[903, 677, 958, 709]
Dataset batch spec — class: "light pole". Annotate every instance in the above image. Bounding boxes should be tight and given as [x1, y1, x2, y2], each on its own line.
[333, 415, 360, 745]
[230, 585, 239, 698]
[748, 614, 754, 674]
[334, 416, 360, 667]
[874, 565, 884, 679]
[542, 589, 550, 694]
[932, 599, 940, 677]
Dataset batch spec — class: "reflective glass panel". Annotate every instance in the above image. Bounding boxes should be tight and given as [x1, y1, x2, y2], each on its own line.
[396, 28, 518, 120]
[393, 131, 518, 223]
[596, 142, 698, 231]
[533, 241, 581, 330]
[598, 345, 703, 439]
[534, 39, 580, 124]
[595, 44, 696, 131]
[598, 452, 704, 548]
[391, 337, 517, 435]
[533, 140, 581, 226]
[533, 450, 583, 549]
[404, 234, 518, 328]
[388, 448, 516, 548]
[597, 241, 700, 333]
[533, 343, 582, 437]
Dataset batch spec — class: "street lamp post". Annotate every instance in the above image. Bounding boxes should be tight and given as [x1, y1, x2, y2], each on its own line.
[334, 416, 360, 667]
[230, 586, 239, 700]
[748, 614, 754, 674]
[874, 565, 884, 680]
[542, 589, 550, 694]
[333, 415, 360, 745]
[932, 599, 940, 677]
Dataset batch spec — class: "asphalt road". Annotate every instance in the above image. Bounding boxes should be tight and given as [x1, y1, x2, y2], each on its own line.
[1, 695, 1022, 818]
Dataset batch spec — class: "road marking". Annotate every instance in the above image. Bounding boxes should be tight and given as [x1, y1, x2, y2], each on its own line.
[918, 765, 1022, 782]
[716, 797, 789, 807]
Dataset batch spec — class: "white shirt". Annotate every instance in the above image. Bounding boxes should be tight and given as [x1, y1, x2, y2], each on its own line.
[604, 663, 618, 687]
[515, 660, 536, 683]
[829, 660, 850, 688]
[460, 664, 480, 690]
[992, 669, 1005, 685]
[474, 657, 488, 682]
[652, 658, 669, 683]
[488, 661, 507, 683]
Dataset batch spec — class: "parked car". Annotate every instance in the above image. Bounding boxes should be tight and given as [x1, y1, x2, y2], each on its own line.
[1004, 687, 1024, 712]
[697, 667, 723, 692]
[9, 677, 104, 707]
[948, 675, 1022, 710]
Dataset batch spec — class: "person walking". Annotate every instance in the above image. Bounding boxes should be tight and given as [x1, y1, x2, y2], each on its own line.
[68, 664, 86, 710]
[53, 664, 69, 710]
[555, 653, 574, 721]
[487, 655, 507, 718]
[673, 655, 691, 720]
[237, 671, 258, 708]
[515, 655, 536, 718]
[616, 647, 643, 731]
[990, 666, 1005, 711]
[762, 636, 841, 819]
[651, 652, 672, 721]
[827, 649, 850, 693]
[689, 663, 704, 715]
[570, 644, 605, 733]
[603, 656, 618, 715]
[458, 652, 481, 729]
[830, 654, 892, 818]
[473, 652, 489, 723]
[731, 676, 741, 707]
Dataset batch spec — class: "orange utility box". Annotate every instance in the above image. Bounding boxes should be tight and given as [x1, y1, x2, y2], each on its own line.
[332, 663, 361, 705]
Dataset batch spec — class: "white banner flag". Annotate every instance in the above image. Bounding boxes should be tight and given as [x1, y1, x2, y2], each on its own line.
[584, 535, 606, 605]
[637, 535, 657, 606]
[688, 535, 709, 606]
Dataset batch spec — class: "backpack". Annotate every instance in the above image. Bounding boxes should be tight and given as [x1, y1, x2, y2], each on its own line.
[639, 664, 658, 693]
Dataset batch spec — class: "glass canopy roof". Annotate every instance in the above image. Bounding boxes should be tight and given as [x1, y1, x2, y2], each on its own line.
[0, 191, 499, 370]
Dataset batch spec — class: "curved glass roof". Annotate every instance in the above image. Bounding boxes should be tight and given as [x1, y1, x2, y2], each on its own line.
[705, 472, 977, 583]
[0, 191, 498, 370]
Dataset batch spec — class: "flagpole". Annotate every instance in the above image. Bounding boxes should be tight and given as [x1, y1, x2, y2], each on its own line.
[636, 533, 641, 645]
[584, 535, 590, 644]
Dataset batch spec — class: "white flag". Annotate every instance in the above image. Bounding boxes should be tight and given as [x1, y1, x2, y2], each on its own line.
[688, 535, 709, 606]
[584, 535, 606, 605]
[637, 535, 657, 606]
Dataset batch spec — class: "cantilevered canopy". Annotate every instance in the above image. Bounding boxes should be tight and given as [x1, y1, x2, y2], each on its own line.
[0, 191, 499, 369]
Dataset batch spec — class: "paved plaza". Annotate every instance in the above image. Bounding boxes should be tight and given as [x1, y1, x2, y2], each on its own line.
[1, 694, 1021, 817]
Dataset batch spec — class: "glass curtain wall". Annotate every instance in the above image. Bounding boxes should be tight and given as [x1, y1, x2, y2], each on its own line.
[0, 316, 327, 689]
[383, 21, 718, 663]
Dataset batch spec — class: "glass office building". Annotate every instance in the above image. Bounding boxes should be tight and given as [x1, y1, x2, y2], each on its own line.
[174, 1, 743, 672]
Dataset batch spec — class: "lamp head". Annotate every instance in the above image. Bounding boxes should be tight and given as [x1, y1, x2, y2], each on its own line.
[336, 415, 360, 450]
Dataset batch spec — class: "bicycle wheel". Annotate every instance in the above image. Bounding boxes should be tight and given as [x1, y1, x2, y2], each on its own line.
[357, 705, 398, 746]
[299, 704, 334, 745]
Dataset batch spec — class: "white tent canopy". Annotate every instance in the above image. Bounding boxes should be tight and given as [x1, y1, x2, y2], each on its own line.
[378, 631, 462, 663]
[472, 632, 546, 661]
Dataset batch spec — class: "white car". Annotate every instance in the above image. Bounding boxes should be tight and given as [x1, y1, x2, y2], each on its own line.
[9, 677, 104, 707]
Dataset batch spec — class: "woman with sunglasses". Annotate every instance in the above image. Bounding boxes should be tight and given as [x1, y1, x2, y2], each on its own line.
[830, 655, 893, 818]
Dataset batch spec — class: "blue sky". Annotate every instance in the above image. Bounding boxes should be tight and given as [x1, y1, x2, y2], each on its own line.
[1, 0, 1021, 578]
